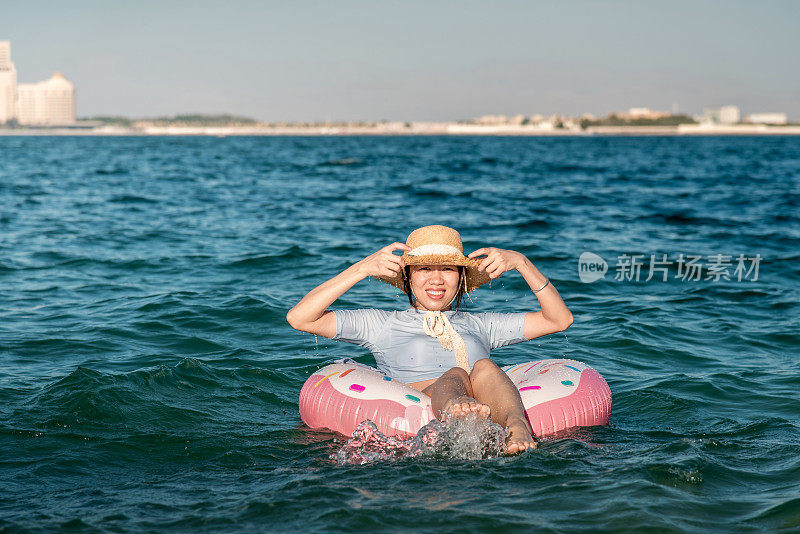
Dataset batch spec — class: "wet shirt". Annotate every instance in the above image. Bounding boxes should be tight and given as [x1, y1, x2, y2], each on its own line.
[333, 308, 527, 383]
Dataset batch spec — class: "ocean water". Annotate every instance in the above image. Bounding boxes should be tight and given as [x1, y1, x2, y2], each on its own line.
[1, 135, 798, 532]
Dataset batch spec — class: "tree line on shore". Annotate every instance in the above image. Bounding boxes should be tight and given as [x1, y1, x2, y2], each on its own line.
[75, 113, 699, 129]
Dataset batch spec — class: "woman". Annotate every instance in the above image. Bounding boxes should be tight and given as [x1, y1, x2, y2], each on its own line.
[287, 225, 573, 454]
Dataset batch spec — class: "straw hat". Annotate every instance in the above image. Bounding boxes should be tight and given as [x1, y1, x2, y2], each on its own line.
[378, 225, 491, 293]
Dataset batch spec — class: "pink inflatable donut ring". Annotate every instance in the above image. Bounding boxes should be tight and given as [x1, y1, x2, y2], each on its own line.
[299, 358, 612, 439]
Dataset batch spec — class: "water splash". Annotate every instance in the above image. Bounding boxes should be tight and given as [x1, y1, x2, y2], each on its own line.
[333, 415, 508, 465]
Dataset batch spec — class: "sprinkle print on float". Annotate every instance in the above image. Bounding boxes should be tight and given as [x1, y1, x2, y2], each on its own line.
[299, 359, 612, 439]
[299, 361, 437, 438]
[503, 360, 607, 437]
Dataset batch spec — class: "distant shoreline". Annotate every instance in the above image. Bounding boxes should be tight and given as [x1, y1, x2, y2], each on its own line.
[2, 124, 800, 136]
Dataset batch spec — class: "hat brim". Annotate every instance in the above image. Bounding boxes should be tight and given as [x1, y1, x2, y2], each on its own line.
[377, 254, 491, 293]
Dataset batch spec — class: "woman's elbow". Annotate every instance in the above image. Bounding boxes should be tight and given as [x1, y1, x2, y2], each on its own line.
[286, 309, 301, 330]
[556, 312, 574, 332]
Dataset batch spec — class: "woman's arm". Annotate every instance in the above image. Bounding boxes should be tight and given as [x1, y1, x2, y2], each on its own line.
[468, 248, 574, 340]
[286, 243, 410, 338]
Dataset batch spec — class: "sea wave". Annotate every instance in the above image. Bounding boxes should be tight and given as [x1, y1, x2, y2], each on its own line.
[1, 135, 798, 531]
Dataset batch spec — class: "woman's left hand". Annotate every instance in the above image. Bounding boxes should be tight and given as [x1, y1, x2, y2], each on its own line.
[468, 248, 528, 279]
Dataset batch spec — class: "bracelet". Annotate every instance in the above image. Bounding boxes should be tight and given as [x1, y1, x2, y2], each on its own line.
[532, 278, 550, 293]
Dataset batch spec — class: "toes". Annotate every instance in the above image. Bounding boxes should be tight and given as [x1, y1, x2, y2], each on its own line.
[504, 441, 535, 455]
[466, 402, 490, 418]
[444, 402, 468, 418]
[504, 427, 537, 455]
[512, 440, 537, 453]
[505, 443, 521, 455]
[444, 398, 490, 419]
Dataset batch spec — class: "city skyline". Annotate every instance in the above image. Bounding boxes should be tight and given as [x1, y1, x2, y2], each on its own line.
[0, 41, 77, 125]
[4, 1, 799, 121]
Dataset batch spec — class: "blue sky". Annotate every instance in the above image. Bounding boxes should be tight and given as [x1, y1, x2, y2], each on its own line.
[5, 1, 799, 121]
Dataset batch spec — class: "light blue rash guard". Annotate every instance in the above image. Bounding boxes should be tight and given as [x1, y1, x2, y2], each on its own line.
[333, 308, 528, 384]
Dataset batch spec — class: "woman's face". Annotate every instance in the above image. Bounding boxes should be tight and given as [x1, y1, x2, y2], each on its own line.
[409, 264, 460, 311]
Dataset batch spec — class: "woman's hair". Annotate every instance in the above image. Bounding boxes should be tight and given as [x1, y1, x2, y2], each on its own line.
[402, 265, 466, 310]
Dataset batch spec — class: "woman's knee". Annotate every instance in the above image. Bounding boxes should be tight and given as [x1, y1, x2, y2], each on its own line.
[470, 358, 501, 379]
[443, 366, 471, 384]
[425, 367, 472, 398]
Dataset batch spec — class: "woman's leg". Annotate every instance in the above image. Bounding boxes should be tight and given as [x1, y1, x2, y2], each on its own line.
[469, 358, 537, 453]
[421, 367, 490, 419]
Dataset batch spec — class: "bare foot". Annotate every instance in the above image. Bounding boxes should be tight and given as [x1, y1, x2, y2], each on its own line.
[442, 395, 491, 420]
[504, 418, 537, 455]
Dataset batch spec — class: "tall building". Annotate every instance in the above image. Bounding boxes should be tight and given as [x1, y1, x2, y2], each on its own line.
[0, 41, 18, 124]
[703, 105, 741, 125]
[17, 72, 76, 125]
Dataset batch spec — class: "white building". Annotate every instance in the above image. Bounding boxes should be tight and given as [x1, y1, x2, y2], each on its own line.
[703, 105, 740, 125]
[744, 112, 788, 125]
[623, 107, 670, 120]
[476, 114, 509, 125]
[17, 72, 76, 125]
[0, 41, 18, 124]
[719, 105, 741, 124]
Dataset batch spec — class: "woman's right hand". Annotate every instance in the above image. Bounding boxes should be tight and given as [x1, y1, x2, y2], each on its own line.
[356, 243, 411, 278]
[287, 242, 410, 338]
